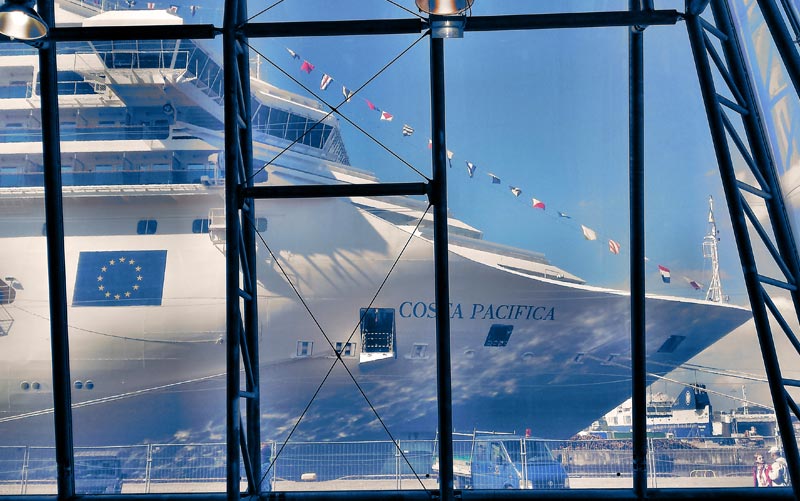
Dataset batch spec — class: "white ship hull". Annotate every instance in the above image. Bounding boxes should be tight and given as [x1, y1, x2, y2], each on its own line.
[0, 187, 752, 446]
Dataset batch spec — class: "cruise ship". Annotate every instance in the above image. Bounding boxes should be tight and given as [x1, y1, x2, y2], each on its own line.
[0, 1, 754, 447]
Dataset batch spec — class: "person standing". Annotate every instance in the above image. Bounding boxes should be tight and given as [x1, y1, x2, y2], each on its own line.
[753, 453, 771, 487]
[768, 446, 791, 487]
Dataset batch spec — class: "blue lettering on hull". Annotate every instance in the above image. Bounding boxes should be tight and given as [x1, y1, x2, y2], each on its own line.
[399, 301, 554, 320]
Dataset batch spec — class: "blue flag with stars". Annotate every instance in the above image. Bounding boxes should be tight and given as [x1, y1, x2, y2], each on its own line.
[73, 250, 167, 307]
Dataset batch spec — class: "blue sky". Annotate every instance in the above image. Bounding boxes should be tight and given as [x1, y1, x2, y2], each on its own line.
[234, 0, 750, 304]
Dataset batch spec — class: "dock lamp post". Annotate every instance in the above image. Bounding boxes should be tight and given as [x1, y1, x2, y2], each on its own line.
[415, 2, 472, 501]
[0, 0, 47, 41]
[416, 0, 472, 38]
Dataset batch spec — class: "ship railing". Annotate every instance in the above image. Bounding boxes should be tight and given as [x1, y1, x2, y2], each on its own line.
[1, 438, 796, 492]
[0, 304, 13, 337]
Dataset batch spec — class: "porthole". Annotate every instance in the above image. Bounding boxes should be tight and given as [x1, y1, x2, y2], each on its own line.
[20, 381, 29, 391]
[31, 382, 40, 390]
[85, 380, 94, 390]
[74, 380, 83, 390]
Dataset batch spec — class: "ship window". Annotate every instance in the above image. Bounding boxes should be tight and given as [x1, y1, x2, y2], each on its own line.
[409, 343, 428, 359]
[657, 335, 686, 353]
[255, 217, 268, 232]
[136, 219, 158, 235]
[360, 308, 395, 354]
[601, 354, 619, 365]
[296, 341, 313, 357]
[192, 218, 210, 233]
[335, 342, 355, 358]
[484, 324, 513, 347]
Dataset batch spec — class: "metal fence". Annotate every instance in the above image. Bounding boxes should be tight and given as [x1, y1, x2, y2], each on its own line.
[0, 438, 792, 494]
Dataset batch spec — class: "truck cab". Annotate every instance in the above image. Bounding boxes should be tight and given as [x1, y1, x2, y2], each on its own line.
[433, 432, 568, 490]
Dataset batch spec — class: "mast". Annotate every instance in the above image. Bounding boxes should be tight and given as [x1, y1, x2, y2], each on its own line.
[703, 195, 724, 302]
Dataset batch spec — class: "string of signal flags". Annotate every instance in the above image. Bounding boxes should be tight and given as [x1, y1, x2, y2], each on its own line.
[283, 47, 707, 292]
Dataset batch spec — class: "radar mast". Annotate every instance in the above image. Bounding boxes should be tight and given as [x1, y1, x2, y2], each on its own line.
[703, 196, 723, 302]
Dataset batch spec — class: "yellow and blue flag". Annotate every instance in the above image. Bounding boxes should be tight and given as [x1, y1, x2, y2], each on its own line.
[73, 250, 167, 307]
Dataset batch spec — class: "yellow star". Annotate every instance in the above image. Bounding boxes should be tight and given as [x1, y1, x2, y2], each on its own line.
[119, 257, 126, 262]
[125, 291, 131, 297]
[97, 276, 103, 281]
[129, 259, 135, 265]
[101, 266, 107, 272]
[98, 285, 104, 291]
[132, 284, 139, 290]
[135, 266, 141, 272]
[105, 292, 111, 298]
[114, 294, 121, 300]
[109, 259, 116, 266]
[137, 275, 143, 281]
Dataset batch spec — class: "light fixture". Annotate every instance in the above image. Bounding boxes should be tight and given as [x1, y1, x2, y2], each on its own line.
[415, 0, 473, 15]
[415, 0, 473, 38]
[0, 0, 47, 41]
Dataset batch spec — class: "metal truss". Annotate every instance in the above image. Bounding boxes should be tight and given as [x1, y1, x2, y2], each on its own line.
[753, 0, 800, 98]
[222, 0, 260, 496]
[686, 0, 800, 499]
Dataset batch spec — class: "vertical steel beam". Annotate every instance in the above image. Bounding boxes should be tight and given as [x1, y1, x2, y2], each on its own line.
[629, 1, 647, 497]
[222, 0, 243, 497]
[686, 2, 800, 497]
[755, 0, 800, 97]
[430, 36, 454, 501]
[710, 0, 800, 494]
[236, 0, 261, 491]
[37, 0, 75, 498]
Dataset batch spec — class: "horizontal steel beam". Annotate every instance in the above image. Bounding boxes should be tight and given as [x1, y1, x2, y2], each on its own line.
[240, 182, 430, 200]
[244, 18, 425, 38]
[244, 10, 680, 39]
[0, 488, 795, 501]
[49, 24, 218, 42]
[42, 10, 680, 43]
[464, 10, 682, 31]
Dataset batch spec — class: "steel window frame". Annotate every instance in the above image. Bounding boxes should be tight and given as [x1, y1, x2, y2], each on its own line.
[19, 1, 800, 501]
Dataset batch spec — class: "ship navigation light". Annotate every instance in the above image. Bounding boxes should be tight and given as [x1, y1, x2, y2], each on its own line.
[0, 0, 47, 42]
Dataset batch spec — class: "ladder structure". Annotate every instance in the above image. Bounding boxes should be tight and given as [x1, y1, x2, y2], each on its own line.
[685, 0, 800, 498]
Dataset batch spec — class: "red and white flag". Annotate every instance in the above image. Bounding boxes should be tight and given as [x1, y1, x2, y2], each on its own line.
[608, 239, 621, 254]
[658, 265, 671, 283]
[320, 74, 333, 90]
[380, 111, 393, 121]
[531, 198, 545, 209]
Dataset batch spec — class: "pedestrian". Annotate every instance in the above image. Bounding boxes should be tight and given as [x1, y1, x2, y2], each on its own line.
[768, 446, 791, 487]
[753, 453, 771, 487]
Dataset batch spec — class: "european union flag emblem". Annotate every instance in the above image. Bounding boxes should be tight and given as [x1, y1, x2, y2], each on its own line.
[72, 250, 167, 307]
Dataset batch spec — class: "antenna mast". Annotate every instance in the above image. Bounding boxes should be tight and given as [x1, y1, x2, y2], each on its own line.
[702, 195, 723, 302]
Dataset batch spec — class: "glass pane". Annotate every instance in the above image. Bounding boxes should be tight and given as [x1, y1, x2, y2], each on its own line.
[0, 46, 57, 493]
[56, 36, 226, 494]
[256, 195, 436, 491]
